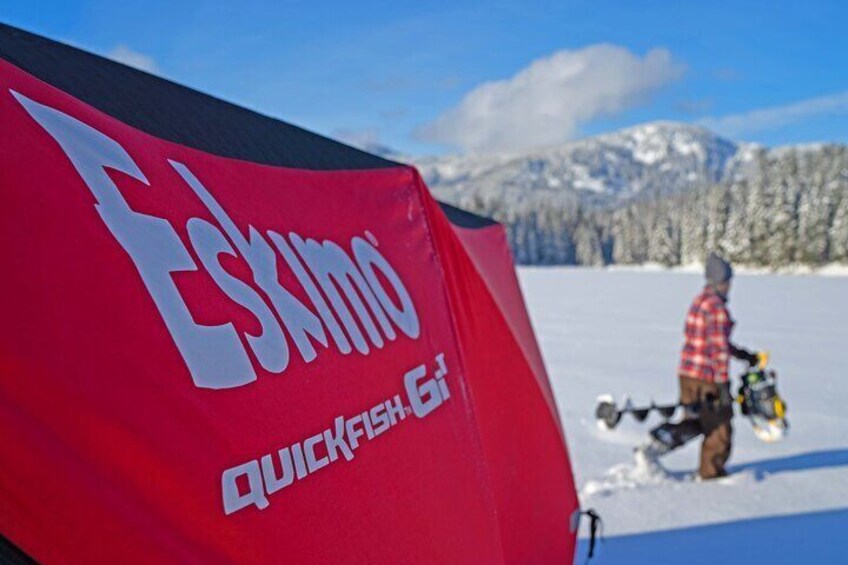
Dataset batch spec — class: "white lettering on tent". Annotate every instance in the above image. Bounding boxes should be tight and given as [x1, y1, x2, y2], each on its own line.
[405, 352, 450, 418]
[221, 353, 451, 515]
[14, 90, 421, 390]
[221, 460, 270, 514]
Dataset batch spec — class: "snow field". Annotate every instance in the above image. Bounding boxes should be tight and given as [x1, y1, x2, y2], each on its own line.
[518, 268, 848, 563]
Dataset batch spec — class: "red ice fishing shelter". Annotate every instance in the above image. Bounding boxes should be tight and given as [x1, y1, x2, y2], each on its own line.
[0, 24, 579, 563]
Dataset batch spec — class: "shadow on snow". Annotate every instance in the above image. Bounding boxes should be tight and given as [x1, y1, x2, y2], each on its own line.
[576, 507, 848, 564]
[657, 448, 848, 483]
[727, 448, 848, 480]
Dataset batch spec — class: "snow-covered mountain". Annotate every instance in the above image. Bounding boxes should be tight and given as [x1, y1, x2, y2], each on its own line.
[411, 122, 748, 207]
[364, 122, 847, 268]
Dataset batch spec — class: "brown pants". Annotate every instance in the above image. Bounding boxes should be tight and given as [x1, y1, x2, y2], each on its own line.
[678, 376, 733, 478]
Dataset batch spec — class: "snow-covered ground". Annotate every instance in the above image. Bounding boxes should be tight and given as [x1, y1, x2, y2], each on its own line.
[519, 268, 848, 564]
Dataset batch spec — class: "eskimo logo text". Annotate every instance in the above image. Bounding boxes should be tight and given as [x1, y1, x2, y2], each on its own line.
[14, 91, 421, 390]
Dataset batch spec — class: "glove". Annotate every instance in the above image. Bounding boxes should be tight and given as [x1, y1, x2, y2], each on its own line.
[741, 350, 759, 366]
[731, 345, 759, 366]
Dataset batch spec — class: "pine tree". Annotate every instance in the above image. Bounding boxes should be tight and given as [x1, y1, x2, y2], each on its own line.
[830, 192, 848, 263]
[719, 179, 751, 263]
[647, 198, 681, 266]
[574, 213, 605, 266]
[795, 168, 831, 265]
[679, 189, 707, 265]
[705, 183, 730, 255]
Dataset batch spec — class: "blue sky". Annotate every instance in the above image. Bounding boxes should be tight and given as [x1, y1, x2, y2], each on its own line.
[4, 0, 848, 155]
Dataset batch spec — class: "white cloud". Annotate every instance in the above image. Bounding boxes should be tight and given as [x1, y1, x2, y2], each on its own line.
[416, 44, 684, 153]
[698, 91, 848, 138]
[107, 45, 159, 74]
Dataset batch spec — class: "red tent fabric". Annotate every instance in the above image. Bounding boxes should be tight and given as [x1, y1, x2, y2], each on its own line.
[0, 24, 578, 563]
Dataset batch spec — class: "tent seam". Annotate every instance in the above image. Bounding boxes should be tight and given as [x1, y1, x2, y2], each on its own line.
[407, 167, 507, 564]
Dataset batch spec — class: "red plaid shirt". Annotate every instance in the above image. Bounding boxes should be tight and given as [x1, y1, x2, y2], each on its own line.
[678, 286, 735, 383]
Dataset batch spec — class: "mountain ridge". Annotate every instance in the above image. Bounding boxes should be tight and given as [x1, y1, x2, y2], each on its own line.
[409, 121, 751, 208]
[392, 122, 848, 268]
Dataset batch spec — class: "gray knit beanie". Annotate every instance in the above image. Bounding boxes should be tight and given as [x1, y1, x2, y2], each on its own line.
[705, 253, 733, 286]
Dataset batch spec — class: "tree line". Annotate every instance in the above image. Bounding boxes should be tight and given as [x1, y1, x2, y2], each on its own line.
[453, 146, 848, 267]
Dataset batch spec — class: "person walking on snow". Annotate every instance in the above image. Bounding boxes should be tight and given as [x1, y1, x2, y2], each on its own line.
[637, 253, 759, 479]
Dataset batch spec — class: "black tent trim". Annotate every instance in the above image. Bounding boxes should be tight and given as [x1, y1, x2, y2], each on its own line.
[0, 23, 496, 229]
[0, 23, 398, 172]
[439, 202, 498, 228]
[0, 533, 34, 565]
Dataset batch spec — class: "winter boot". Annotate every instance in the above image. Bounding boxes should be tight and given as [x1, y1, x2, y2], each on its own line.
[633, 437, 669, 472]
